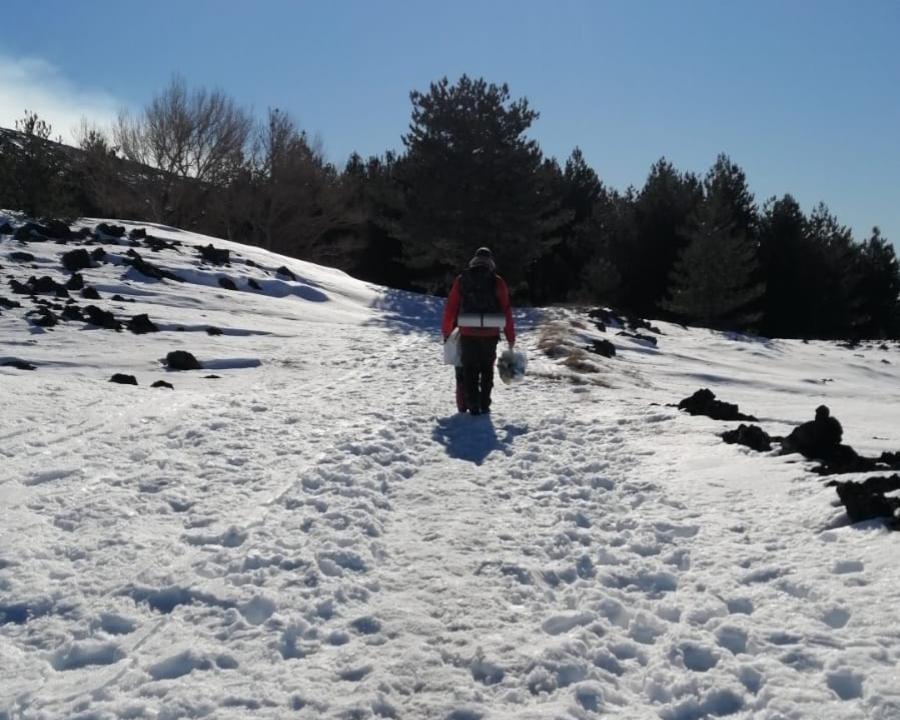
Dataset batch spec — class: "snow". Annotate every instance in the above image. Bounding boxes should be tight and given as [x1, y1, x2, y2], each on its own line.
[2, 215, 900, 719]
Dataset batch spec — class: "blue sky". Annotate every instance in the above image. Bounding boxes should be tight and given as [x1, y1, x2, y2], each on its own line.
[2, 0, 898, 246]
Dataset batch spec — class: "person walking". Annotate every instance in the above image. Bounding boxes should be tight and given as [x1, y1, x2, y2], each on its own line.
[441, 247, 515, 415]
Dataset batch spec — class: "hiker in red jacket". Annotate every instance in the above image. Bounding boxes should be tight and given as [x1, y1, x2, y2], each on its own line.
[442, 247, 515, 415]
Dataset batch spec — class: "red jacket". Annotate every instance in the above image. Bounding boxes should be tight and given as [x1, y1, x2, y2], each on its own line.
[442, 273, 515, 345]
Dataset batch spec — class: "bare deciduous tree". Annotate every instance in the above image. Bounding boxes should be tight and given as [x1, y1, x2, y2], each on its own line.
[113, 76, 252, 226]
[240, 108, 340, 255]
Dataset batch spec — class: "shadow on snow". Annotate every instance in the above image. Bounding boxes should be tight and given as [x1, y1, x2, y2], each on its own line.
[432, 414, 528, 466]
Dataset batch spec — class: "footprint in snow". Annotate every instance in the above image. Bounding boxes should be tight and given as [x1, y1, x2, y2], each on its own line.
[826, 669, 864, 700]
[832, 559, 864, 574]
[823, 607, 851, 629]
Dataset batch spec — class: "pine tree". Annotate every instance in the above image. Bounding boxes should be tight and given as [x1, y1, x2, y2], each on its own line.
[8, 111, 71, 218]
[854, 227, 900, 338]
[627, 158, 702, 316]
[663, 195, 764, 329]
[397, 75, 563, 292]
[805, 203, 861, 338]
[758, 194, 810, 338]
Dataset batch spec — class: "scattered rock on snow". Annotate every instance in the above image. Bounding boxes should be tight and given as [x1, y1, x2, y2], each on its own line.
[95, 223, 126, 238]
[128, 255, 183, 282]
[28, 276, 65, 295]
[81, 286, 101, 300]
[586, 339, 616, 358]
[780, 405, 843, 460]
[27, 308, 58, 327]
[10, 251, 34, 263]
[166, 351, 202, 371]
[618, 330, 658, 347]
[198, 244, 230, 265]
[128, 228, 147, 240]
[0, 222, 13, 235]
[62, 249, 93, 272]
[9, 279, 31, 295]
[247, 277, 262, 291]
[218, 277, 237, 291]
[83, 305, 121, 331]
[144, 236, 179, 252]
[276, 265, 296, 280]
[1, 359, 37, 370]
[722, 424, 772, 452]
[830, 475, 900, 528]
[151, 380, 174, 389]
[677, 389, 757, 422]
[65, 273, 85, 291]
[60, 305, 84, 322]
[206, 326, 223, 336]
[128, 314, 158, 334]
[110, 374, 138, 385]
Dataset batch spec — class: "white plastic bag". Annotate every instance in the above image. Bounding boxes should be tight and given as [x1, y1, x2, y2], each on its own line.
[443, 328, 462, 366]
[497, 347, 526, 384]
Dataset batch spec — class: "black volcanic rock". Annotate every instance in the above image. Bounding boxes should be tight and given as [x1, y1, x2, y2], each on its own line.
[96, 223, 126, 238]
[677, 389, 757, 422]
[81, 287, 101, 300]
[276, 265, 296, 280]
[60, 305, 84, 322]
[1, 359, 36, 370]
[65, 273, 85, 291]
[218, 277, 237, 291]
[90, 247, 106, 262]
[199, 244, 230, 265]
[29, 276, 61, 295]
[588, 308, 623, 327]
[0, 296, 22, 309]
[247, 277, 262, 291]
[586, 338, 616, 358]
[62, 249, 92, 272]
[110, 373, 138, 385]
[129, 228, 147, 240]
[722, 424, 772, 452]
[13, 225, 37, 241]
[166, 351, 202, 371]
[832, 475, 900, 527]
[10, 251, 34, 262]
[206, 326, 223, 336]
[128, 314, 159, 334]
[151, 380, 174, 389]
[42, 220, 72, 240]
[129, 256, 183, 282]
[27, 308, 58, 327]
[781, 405, 842, 460]
[144, 236, 178, 252]
[0, 222, 13, 235]
[83, 305, 121, 330]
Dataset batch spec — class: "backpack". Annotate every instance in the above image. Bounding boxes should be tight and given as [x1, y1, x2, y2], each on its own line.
[459, 265, 499, 315]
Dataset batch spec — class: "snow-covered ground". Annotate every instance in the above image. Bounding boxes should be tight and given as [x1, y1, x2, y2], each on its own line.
[2, 216, 899, 720]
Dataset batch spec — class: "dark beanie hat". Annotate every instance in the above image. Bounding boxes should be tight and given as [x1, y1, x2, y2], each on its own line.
[474, 247, 493, 258]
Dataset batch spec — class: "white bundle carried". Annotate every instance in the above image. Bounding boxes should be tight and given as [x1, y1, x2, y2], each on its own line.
[497, 347, 527, 384]
[443, 328, 462, 366]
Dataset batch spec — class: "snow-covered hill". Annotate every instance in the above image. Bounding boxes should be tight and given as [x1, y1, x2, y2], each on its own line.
[2, 216, 899, 720]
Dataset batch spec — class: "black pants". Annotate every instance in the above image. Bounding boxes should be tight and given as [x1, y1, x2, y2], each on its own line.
[460, 335, 499, 413]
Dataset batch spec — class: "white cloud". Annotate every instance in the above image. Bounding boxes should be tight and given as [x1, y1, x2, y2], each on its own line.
[0, 54, 120, 145]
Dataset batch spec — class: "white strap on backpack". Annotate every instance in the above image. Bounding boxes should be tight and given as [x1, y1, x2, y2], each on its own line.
[457, 313, 506, 329]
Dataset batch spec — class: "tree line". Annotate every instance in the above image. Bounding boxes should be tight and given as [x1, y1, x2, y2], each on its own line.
[1, 74, 898, 339]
